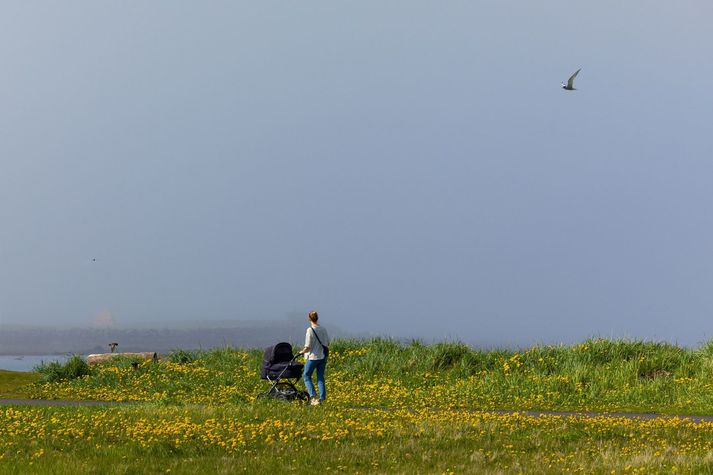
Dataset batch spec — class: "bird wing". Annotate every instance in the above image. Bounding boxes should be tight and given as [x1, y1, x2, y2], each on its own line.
[567, 68, 581, 89]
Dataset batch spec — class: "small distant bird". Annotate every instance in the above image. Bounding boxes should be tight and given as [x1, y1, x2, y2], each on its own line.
[109, 342, 118, 353]
[561, 68, 581, 91]
[92, 258, 97, 262]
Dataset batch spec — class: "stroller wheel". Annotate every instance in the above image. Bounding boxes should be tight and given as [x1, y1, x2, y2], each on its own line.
[259, 381, 308, 402]
[275, 382, 297, 400]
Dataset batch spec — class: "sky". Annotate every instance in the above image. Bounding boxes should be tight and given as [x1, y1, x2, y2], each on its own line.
[1, 2, 712, 346]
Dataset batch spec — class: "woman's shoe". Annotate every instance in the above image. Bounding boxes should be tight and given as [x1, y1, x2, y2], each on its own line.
[310, 398, 321, 406]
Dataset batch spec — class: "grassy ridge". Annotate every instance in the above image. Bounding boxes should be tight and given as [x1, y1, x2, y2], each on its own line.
[6, 338, 713, 473]
[28, 338, 713, 414]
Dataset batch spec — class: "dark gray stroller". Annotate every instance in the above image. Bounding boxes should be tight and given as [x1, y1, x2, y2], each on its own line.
[258, 342, 309, 401]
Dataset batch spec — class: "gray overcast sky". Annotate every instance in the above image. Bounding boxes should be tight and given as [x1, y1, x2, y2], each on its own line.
[1, 2, 712, 346]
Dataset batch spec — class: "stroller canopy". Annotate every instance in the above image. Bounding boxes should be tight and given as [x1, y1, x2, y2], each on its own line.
[261, 342, 303, 379]
[263, 342, 294, 365]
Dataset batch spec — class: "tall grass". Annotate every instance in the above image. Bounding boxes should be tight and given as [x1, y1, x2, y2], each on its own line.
[34, 355, 90, 383]
[27, 337, 713, 414]
[331, 337, 706, 379]
[327, 337, 713, 413]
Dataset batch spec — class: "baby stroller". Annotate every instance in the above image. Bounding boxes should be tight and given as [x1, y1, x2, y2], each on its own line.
[258, 342, 309, 402]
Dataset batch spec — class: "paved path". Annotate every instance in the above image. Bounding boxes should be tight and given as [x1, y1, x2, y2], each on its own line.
[0, 398, 131, 407]
[492, 409, 713, 423]
[2, 398, 713, 422]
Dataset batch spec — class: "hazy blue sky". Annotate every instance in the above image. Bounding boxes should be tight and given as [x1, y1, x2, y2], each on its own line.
[1, 2, 712, 346]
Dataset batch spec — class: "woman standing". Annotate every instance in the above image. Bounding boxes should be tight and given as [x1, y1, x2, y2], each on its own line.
[299, 310, 329, 405]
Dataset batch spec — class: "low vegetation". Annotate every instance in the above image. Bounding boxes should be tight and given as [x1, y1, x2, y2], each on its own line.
[3, 338, 713, 473]
[34, 355, 90, 383]
[4, 404, 713, 473]
[0, 370, 38, 398]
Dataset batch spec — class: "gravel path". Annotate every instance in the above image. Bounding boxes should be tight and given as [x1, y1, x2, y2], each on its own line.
[493, 409, 713, 423]
[2, 398, 713, 422]
[0, 398, 132, 407]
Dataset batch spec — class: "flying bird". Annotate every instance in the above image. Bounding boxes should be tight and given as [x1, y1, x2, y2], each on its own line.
[561, 68, 581, 91]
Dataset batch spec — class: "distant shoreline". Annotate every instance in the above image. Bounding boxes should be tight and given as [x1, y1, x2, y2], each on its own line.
[0, 354, 71, 373]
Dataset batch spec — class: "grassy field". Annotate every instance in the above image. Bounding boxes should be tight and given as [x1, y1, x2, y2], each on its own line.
[4, 338, 713, 473]
[3, 404, 713, 474]
[26, 338, 713, 414]
[0, 370, 38, 398]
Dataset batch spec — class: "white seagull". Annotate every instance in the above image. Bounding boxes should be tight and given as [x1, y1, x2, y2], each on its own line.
[561, 68, 581, 91]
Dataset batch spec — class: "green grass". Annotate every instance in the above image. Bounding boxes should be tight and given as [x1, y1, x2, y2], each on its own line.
[3, 404, 713, 474]
[6, 338, 713, 473]
[34, 355, 90, 383]
[0, 370, 38, 398]
[25, 337, 713, 415]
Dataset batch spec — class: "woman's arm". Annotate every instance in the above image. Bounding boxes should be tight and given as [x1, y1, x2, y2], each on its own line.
[299, 328, 313, 355]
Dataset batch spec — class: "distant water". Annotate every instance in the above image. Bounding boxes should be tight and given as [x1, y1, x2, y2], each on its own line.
[0, 355, 71, 372]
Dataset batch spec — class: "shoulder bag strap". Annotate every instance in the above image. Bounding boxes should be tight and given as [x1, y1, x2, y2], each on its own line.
[310, 327, 326, 349]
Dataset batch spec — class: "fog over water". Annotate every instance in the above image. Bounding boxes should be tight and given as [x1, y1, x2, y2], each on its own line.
[0, 355, 69, 373]
[1, 2, 712, 347]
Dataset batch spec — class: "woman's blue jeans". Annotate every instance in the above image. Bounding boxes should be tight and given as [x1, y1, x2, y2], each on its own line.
[303, 358, 327, 400]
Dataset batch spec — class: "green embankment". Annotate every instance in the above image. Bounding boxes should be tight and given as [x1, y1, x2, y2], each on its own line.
[25, 338, 713, 415]
[4, 339, 713, 473]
